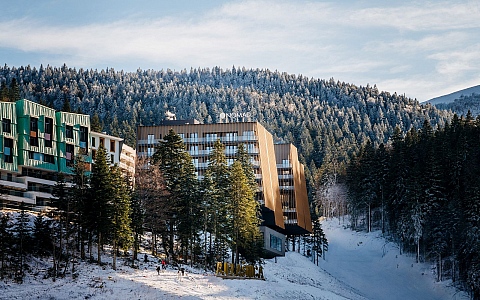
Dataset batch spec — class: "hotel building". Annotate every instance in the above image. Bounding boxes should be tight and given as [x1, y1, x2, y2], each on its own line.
[137, 120, 312, 257]
[0, 99, 135, 209]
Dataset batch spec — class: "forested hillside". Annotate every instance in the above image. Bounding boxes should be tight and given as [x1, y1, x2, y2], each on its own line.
[0, 64, 453, 189]
[346, 116, 480, 297]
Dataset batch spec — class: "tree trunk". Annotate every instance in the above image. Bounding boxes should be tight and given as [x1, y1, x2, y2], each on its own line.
[113, 238, 117, 270]
[97, 232, 102, 265]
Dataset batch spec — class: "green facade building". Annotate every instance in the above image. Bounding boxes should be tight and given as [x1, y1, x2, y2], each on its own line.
[0, 99, 92, 208]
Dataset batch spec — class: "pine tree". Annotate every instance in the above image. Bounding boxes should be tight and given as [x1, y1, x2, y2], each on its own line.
[89, 145, 112, 265]
[229, 160, 261, 265]
[90, 113, 103, 132]
[9, 78, 20, 101]
[70, 153, 90, 261]
[109, 165, 133, 270]
[32, 213, 51, 257]
[203, 139, 231, 263]
[134, 157, 169, 258]
[0, 81, 8, 102]
[152, 129, 200, 261]
[12, 202, 31, 282]
[0, 212, 13, 279]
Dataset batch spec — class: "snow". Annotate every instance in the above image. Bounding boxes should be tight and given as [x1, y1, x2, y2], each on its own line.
[0, 217, 469, 299]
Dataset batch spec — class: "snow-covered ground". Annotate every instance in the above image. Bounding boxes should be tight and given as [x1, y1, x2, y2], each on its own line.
[0, 217, 469, 299]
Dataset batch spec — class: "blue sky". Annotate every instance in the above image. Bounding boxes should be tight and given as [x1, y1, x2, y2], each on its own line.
[1, 0, 479, 101]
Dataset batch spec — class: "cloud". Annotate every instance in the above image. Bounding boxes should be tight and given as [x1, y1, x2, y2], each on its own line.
[0, 0, 478, 101]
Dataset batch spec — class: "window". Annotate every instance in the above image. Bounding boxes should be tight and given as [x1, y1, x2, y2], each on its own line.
[3, 137, 13, 163]
[66, 143, 74, 166]
[45, 117, 53, 134]
[80, 126, 88, 149]
[243, 130, 254, 137]
[29, 151, 42, 161]
[45, 117, 53, 148]
[30, 117, 38, 132]
[225, 145, 237, 154]
[100, 138, 105, 147]
[30, 135, 39, 147]
[66, 125, 73, 139]
[225, 132, 237, 141]
[91, 137, 96, 147]
[270, 234, 282, 252]
[110, 154, 114, 163]
[147, 147, 154, 157]
[110, 140, 115, 152]
[282, 159, 290, 167]
[92, 149, 97, 159]
[44, 154, 54, 164]
[178, 133, 184, 139]
[190, 132, 198, 142]
[147, 134, 155, 144]
[30, 117, 39, 146]
[205, 133, 217, 142]
[2, 118, 11, 133]
[189, 145, 199, 155]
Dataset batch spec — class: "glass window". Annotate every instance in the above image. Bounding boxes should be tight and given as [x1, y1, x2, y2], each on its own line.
[147, 134, 155, 144]
[30, 117, 38, 132]
[66, 125, 73, 139]
[110, 140, 115, 152]
[189, 145, 199, 155]
[205, 133, 217, 142]
[80, 126, 88, 149]
[44, 154, 54, 164]
[45, 117, 53, 134]
[2, 118, 11, 133]
[147, 147, 154, 157]
[270, 234, 282, 252]
[66, 143, 74, 166]
[92, 137, 96, 147]
[225, 132, 237, 141]
[3, 137, 13, 163]
[29, 151, 42, 161]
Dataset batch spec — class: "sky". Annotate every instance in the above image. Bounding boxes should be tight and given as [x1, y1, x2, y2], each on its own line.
[1, 0, 479, 102]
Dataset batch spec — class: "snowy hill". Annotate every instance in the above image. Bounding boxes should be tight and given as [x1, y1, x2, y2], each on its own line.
[1, 218, 468, 300]
[424, 85, 480, 105]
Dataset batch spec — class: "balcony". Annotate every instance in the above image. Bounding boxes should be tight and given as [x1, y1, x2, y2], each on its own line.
[279, 186, 294, 190]
[0, 175, 26, 189]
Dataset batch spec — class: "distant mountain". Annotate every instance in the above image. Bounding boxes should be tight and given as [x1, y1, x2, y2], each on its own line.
[423, 85, 480, 117]
[424, 85, 480, 105]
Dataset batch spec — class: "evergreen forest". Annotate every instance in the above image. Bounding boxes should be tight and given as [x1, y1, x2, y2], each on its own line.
[346, 115, 480, 298]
